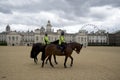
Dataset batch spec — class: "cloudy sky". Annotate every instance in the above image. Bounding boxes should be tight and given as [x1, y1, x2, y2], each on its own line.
[0, 0, 120, 33]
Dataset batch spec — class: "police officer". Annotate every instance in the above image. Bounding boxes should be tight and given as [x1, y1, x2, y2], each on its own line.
[59, 31, 66, 53]
[43, 32, 50, 45]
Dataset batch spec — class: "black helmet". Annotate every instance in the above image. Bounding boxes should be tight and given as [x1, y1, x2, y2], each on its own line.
[61, 31, 64, 35]
[45, 32, 48, 36]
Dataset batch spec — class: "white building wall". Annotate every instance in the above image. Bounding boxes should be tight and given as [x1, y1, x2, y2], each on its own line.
[0, 33, 6, 41]
[74, 30, 88, 47]
[6, 34, 21, 46]
[88, 35, 107, 43]
[34, 34, 44, 43]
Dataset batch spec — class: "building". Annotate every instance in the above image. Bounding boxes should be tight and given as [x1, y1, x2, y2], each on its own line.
[6, 31, 22, 46]
[0, 25, 10, 45]
[0, 21, 111, 46]
[74, 30, 88, 47]
[88, 30, 109, 46]
[109, 31, 120, 46]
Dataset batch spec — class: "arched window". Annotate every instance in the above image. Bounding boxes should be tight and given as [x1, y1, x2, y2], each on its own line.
[12, 36, 15, 41]
[9, 36, 11, 41]
[36, 36, 38, 41]
[81, 37, 83, 42]
[16, 36, 18, 41]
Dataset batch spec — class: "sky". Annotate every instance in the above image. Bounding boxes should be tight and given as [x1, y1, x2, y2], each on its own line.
[0, 0, 120, 33]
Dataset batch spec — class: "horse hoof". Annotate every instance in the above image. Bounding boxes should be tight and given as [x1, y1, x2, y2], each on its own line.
[55, 62, 58, 64]
[45, 62, 47, 64]
[70, 65, 72, 67]
[64, 66, 67, 68]
[34, 61, 37, 64]
[51, 66, 54, 68]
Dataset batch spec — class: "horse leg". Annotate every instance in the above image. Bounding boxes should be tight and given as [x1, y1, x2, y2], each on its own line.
[48, 55, 54, 68]
[64, 56, 68, 68]
[69, 56, 73, 67]
[41, 60, 45, 68]
[45, 57, 49, 64]
[34, 57, 38, 64]
[45, 55, 57, 64]
[53, 55, 58, 64]
[41, 55, 47, 68]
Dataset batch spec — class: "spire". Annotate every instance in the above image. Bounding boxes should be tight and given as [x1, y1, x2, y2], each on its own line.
[46, 20, 52, 27]
[46, 20, 52, 32]
[40, 26, 45, 33]
[48, 20, 50, 23]
[6, 24, 11, 32]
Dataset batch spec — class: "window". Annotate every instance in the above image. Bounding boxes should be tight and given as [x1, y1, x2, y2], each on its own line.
[16, 36, 18, 41]
[81, 37, 83, 42]
[89, 40, 91, 43]
[96, 40, 98, 43]
[104, 40, 106, 43]
[84, 38, 86, 42]
[36, 36, 38, 41]
[9, 36, 11, 41]
[12, 36, 15, 41]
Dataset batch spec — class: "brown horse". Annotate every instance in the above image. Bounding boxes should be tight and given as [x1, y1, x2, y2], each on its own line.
[30, 40, 59, 64]
[41, 42, 83, 68]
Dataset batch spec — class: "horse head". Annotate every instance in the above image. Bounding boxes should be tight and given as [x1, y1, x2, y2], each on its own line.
[74, 43, 83, 54]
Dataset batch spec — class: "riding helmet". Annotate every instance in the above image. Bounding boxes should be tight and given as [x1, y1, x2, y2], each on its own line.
[45, 32, 48, 36]
[61, 31, 64, 35]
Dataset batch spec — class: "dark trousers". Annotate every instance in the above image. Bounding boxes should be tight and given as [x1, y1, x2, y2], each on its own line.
[58, 43, 66, 52]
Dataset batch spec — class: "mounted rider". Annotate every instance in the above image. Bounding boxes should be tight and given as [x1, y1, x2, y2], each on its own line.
[59, 31, 66, 53]
[43, 32, 50, 45]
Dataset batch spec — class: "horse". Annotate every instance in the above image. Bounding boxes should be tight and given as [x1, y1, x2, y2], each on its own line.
[41, 42, 83, 68]
[30, 40, 59, 64]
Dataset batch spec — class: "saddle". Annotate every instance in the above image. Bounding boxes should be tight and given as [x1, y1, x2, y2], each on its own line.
[57, 46, 64, 51]
[57, 43, 67, 53]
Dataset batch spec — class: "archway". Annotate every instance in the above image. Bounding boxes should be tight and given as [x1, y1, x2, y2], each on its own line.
[12, 44, 14, 46]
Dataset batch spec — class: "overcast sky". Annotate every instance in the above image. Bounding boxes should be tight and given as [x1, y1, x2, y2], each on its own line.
[0, 0, 120, 33]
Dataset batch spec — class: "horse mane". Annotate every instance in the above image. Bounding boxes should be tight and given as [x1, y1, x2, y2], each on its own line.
[50, 40, 59, 44]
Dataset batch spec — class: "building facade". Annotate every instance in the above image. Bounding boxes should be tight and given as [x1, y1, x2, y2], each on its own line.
[6, 31, 21, 46]
[88, 30, 109, 46]
[109, 31, 120, 46]
[0, 21, 111, 46]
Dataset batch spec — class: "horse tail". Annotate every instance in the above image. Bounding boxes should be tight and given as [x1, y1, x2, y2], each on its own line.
[41, 50, 46, 61]
[30, 44, 35, 58]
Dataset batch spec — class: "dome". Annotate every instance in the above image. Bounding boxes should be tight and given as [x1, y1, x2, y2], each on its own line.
[6, 24, 11, 32]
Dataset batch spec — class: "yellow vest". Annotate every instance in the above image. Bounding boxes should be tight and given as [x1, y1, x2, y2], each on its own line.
[44, 36, 50, 44]
[59, 36, 65, 45]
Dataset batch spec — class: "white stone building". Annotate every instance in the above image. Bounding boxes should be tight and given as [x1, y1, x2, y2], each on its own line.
[0, 24, 10, 42]
[0, 20, 108, 46]
[6, 31, 21, 46]
[88, 30, 109, 45]
[75, 30, 88, 47]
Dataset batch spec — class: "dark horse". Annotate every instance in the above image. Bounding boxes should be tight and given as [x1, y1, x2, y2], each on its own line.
[42, 42, 83, 68]
[30, 40, 59, 64]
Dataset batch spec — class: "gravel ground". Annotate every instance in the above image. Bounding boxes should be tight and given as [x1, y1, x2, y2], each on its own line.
[0, 46, 120, 80]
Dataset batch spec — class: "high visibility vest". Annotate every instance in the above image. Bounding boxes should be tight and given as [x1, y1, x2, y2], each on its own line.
[59, 36, 65, 45]
[44, 36, 50, 44]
